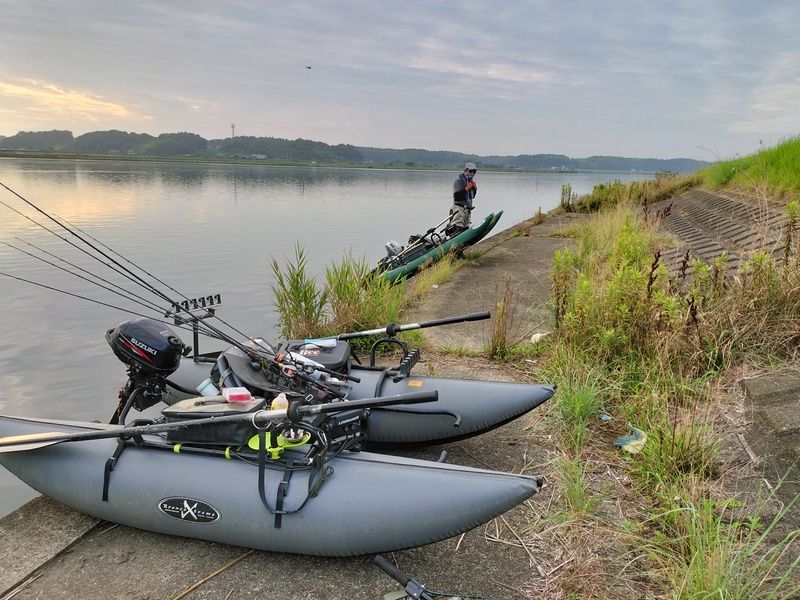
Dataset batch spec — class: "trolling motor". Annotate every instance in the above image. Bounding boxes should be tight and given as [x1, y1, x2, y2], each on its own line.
[106, 318, 191, 424]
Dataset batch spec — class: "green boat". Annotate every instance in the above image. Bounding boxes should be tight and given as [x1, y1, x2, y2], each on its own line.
[376, 211, 503, 283]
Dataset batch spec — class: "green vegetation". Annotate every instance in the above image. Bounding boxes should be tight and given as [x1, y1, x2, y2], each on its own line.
[703, 136, 800, 198]
[269, 244, 407, 341]
[527, 136, 800, 597]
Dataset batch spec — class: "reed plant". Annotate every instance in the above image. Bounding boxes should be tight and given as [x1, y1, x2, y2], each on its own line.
[270, 244, 407, 340]
[323, 251, 405, 333]
[269, 243, 327, 339]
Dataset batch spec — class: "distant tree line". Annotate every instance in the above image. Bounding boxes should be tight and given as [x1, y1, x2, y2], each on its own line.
[0, 129, 710, 172]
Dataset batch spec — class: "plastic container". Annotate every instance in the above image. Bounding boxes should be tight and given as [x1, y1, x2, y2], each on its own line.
[221, 387, 252, 403]
[197, 378, 220, 397]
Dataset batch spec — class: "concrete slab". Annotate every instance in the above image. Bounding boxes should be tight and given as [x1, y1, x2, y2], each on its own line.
[741, 371, 800, 406]
[0, 496, 97, 595]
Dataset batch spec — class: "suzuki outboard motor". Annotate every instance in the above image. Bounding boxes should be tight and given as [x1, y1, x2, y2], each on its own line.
[106, 318, 186, 376]
[106, 318, 189, 424]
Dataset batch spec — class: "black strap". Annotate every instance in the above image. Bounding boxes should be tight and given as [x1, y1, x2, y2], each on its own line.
[102, 438, 129, 502]
[256, 427, 294, 529]
[274, 461, 294, 529]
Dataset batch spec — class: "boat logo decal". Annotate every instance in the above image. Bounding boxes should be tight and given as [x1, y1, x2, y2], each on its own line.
[407, 380, 423, 387]
[158, 497, 220, 524]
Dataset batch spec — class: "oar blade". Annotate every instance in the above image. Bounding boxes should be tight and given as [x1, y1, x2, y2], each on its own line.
[0, 431, 70, 453]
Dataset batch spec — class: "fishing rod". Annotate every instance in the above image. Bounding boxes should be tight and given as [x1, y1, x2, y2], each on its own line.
[0, 183, 368, 412]
[302, 311, 492, 343]
[0, 194, 180, 311]
[55, 212, 261, 346]
[56, 213, 190, 304]
[2, 238, 167, 316]
[0, 182, 264, 354]
[0, 268, 239, 357]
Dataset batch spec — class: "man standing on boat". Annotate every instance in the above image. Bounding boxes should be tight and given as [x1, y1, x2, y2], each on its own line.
[447, 163, 477, 236]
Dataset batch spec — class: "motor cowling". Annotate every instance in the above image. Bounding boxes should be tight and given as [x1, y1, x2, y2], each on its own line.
[385, 240, 403, 257]
[105, 318, 186, 376]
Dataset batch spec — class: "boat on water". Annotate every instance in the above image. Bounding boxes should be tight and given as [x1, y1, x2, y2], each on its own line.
[0, 402, 541, 557]
[375, 212, 503, 282]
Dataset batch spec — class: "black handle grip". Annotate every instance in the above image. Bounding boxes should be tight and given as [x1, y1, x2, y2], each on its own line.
[374, 555, 411, 586]
[416, 310, 490, 328]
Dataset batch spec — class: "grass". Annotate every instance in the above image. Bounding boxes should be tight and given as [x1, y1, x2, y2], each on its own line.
[270, 243, 408, 340]
[487, 276, 516, 359]
[702, 135, 800, 198]
[269, 241, 464, 343]
[527, 136, 800, 597]
[644, 492, 800, 599]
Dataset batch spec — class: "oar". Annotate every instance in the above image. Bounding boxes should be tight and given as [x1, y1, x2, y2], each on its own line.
[305, 311, 491, 342]
[0, 391, 438, 453]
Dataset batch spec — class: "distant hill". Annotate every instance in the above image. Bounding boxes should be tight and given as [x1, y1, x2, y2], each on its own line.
[357, 146, 708, 172]
[0, 129, 710, 172]
[1, 129, 74, 150]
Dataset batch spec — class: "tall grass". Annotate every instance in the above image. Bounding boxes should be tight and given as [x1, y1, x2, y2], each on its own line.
[269, 243, 327, 339]
[646, 494, 800, 599]
[270, 244, 407, 339]
[702, 135, 800, 197]
[487, 277, 516, 359]
[539, 145, 800, 595]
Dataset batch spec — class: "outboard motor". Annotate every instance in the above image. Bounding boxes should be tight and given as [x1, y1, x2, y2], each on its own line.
[385, 240, 403, 257]
[106, 318, 189, 424]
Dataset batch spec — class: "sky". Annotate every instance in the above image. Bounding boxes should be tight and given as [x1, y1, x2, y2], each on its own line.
[0, 1, 798, 161]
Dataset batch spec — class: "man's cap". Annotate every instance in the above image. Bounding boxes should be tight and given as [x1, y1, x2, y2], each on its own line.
[464, 163, 477, 171]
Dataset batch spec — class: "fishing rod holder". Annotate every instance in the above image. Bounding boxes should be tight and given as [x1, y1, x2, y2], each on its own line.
[368, 337, 420, 380]
[164, 295, 222, 361]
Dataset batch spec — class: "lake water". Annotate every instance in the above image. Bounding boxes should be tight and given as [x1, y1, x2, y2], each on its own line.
[0, 158, 651, 516]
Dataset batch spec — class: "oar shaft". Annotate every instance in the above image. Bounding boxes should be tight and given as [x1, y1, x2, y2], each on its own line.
[336, 311, 490, 340]
[0, 391, 438, 450]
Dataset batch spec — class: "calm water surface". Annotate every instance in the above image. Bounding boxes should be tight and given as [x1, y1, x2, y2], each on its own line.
[0, 158, 651, 515]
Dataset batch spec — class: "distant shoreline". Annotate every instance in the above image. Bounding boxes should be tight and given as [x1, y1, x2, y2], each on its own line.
[0, 151, 662, 175]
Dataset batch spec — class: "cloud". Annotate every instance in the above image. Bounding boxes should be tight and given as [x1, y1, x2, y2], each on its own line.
[0, 1, 797, 158]
[0, 79, 135, 121]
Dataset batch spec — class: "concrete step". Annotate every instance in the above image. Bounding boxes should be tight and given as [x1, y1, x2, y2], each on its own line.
[658, 188, 793, 274]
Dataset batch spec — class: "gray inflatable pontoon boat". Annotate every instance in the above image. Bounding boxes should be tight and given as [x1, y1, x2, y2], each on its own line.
[0, 414, 540, 557]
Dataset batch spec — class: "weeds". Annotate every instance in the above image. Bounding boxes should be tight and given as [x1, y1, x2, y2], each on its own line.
[487, 277, 516, 359]
[551, 453, 601, 522]
[270, 244, 407, 339]
[645, 493, 800, 599]
[408, 252, 458, 300]
[537, 140, 800, 597]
